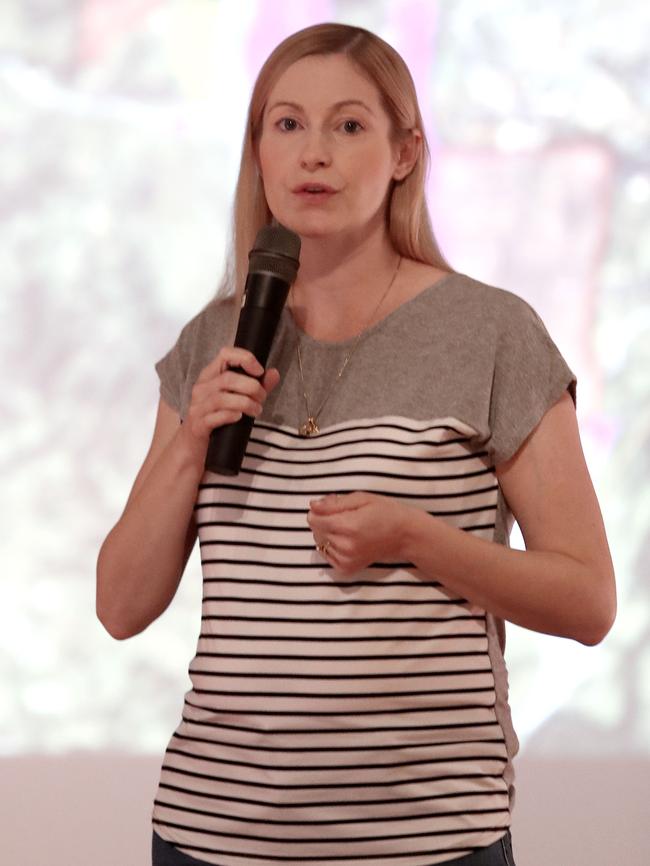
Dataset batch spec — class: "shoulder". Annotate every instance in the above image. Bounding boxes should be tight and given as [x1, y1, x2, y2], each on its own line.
[441, 271, 538, 316]
[175, 293, 238, 356]
[404, 260, 531, 306]
[157, 291, 238, 383]
[188, 291, 238, 334]
[404, 263, 542, 334]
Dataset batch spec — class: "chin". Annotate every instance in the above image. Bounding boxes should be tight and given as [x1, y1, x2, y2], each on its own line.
[279, 215, 346, 240]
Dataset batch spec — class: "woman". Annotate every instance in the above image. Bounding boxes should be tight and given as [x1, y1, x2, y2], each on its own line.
[96, 23, 616, 866]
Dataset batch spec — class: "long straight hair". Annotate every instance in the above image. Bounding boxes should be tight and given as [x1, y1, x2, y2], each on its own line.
[217, 22, 455, 301]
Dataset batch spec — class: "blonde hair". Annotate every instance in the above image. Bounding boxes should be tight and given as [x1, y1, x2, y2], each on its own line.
[217, 22, 455, 300]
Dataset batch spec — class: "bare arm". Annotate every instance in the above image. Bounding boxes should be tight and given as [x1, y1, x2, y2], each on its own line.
[95, 397, 202, 640]
[401, 391, 617, 644]
[308, 390, 617, 645]
[96, 348, 280, 640]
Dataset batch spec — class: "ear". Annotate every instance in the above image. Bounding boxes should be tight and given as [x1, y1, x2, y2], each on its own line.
[392, 129, 421, 182]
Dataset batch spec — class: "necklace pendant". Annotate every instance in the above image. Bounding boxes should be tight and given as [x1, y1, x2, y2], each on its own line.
[299, 417, 320, 437]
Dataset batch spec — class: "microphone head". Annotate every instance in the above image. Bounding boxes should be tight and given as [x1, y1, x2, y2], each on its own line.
[249, 224, 301, 284]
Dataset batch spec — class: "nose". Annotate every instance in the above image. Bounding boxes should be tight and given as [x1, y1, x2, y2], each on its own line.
[299, 131, 332, 170]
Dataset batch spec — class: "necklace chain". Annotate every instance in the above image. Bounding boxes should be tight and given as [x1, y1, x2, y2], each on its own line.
[292, 255, 402, 436]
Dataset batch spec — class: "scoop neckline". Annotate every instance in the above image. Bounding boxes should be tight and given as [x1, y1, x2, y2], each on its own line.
[283, 270, 459, 350]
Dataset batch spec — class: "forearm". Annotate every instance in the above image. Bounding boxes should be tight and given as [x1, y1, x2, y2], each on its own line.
[96, 431, 203, 639]
[401, 508, 614, 645]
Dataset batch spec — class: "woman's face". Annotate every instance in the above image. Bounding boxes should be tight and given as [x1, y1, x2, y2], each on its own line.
[257, 54, 406, 241]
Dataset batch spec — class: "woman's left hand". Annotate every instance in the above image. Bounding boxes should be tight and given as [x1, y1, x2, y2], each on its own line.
[307, 492, 412, 575]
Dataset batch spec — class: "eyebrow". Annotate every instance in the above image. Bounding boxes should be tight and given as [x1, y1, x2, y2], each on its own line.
[266, 99, 375, 116]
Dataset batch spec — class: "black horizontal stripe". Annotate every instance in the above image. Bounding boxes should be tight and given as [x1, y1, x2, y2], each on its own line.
[188, 668, 491, 681]
[236, 466, 492, 483]
[200, 535, 492, 566]
[165, 744, 507, 772]
[161, 762, 505, 791]
[251, 419, 472, 442]
[197, 521, 316, 532]
[244, 449, 487, 466]
[200, 614, 484, 624]
[196, 503, 306, 514]
[198, 632, 486, 642]
[256, 418, 471, 433]
[254, 419, 471, 434]
[152, 815, 509, 849]
[195, 503, 497, 532]
[200, 596, 469, 607]
[190, 686, 494, 699]
[194, 484, 498, 511]
[158, 779, 506, 810]
[171, 731, 505, 755]
[193, 558, 474, 575]
[180, 717, 500, 741]
[198, 547, 485, 570]
[198, 467, 495, 494]
[154, 796, 507, 826]
[193, 650, 487, 661]
[196, 502, 497, 532]
[184, 697, 494, 718]
[201, 578, 446, 589]
[199, 559, 441, 569]
[202, 540, 322, 551]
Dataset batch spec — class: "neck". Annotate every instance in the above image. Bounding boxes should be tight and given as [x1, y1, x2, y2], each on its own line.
[290, 228, 401, 340]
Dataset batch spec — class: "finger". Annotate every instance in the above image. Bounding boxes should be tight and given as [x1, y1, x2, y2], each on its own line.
[314, 535, 340, 559]
[218, 369, 267, 401]
[200, 409, 244, 432]
[193, 389, 263, 424]
[213, 389, 264, 419]
[263, 367, 281, 393]
[321, 544, 349, 574]
[309, 494, 337, 513]
[337, 491, 372, 510]
[227, 350, 265, 379]
[197, 348, 264, 384]
[184, 406, 244, 439]
[309, 493, 354, 514]
[307, 511, 346, 538]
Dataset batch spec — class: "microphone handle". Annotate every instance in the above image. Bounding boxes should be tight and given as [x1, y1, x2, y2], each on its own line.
[204, 274, 289, 475]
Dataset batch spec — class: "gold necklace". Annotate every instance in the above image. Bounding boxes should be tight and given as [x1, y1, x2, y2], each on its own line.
[292, 255, 402, 437]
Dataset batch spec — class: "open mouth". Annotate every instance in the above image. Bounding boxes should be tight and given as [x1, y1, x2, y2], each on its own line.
[294, 186, 337, 200]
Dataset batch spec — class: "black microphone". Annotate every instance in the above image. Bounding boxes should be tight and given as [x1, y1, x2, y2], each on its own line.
[204, 224, 301, 476]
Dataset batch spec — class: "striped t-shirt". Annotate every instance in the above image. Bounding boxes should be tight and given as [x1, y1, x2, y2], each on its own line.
[152, 271, 576, 866]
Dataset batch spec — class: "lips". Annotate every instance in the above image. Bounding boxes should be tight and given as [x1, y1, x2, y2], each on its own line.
[292, 183, 338, 194]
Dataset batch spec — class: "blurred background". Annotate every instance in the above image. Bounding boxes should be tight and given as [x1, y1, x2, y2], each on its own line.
[2, 1, 648, 864]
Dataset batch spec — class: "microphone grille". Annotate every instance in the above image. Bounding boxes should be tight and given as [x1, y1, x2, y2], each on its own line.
[249, 224, 301, 283]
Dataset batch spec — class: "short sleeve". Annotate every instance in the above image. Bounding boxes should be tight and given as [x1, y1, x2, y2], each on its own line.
[487, 296, 577, 466]
[153, 296, 237, 420]
[154, 316, 196, 416]
[154, 358, 179, 413]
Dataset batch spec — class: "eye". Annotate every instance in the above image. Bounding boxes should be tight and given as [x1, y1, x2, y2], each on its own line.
[276, 117, 299, 132]
[341, 119, 363, 135]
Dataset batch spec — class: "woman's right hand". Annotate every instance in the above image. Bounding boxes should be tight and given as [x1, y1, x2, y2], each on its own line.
[177, 347, 281, 467]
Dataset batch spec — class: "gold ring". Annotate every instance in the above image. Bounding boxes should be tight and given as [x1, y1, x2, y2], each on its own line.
[316, 540, 331, 556]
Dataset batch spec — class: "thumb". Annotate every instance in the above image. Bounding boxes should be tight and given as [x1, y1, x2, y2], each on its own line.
[309, 493, 344, 514]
